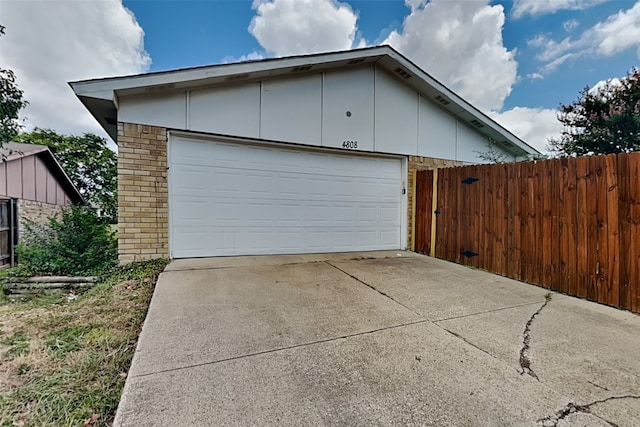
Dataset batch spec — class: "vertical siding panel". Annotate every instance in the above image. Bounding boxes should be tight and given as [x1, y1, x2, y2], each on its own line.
[0, 162, 6, 195]
[56, 183, 66, 207]
[35, 156, 48, 203]
[22, 155, 37, 201]
[7, 159, 23, 198]
[605, 154, 619, 307]
[46, 169, 57, 204]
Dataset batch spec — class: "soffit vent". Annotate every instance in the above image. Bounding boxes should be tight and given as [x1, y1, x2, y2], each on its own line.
[227, 73, 250, 81]
[394, 67, 412, 80]
[469, 119, 485, 128]
[291, 65, 313, 73]
[434, 95, 451, 106]
[347, 58, 366, 65]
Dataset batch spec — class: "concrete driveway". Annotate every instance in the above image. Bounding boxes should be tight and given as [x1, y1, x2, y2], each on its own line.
[114, 252, 640, 427]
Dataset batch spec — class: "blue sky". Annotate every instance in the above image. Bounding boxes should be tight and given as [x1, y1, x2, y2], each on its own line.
[2, 0, 639, 152]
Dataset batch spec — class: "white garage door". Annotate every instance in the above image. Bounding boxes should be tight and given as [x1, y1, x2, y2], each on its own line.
[169, 136, 404, 258]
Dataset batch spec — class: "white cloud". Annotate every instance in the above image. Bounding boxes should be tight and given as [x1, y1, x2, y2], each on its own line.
[0, 0, 150, 141]
[532, 1, 640, 74]
[249, 0, 359, 56]
[512, 0, 607, 18]
[563, 19, 579, 32]
[489, 107, 563, 153]
[383, 0, 517, 111]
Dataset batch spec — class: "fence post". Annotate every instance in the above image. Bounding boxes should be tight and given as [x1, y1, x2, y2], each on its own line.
[430, 169, 438, 257]
[411, 169, 417, 252]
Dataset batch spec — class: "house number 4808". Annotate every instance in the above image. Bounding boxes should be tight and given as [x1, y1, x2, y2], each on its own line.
[342, 140, 358, 149]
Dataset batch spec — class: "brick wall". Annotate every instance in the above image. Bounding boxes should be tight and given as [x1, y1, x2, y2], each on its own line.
[407, 156, 462, 249]
[18, 199, 64, 235]
[117, 123, 168, 263]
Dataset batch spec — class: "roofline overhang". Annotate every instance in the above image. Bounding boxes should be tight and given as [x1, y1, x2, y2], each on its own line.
[70, 45, 539, 157]
[3, 147, 84, 204]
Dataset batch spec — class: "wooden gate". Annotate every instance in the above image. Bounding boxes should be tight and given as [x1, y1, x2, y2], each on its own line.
[0, 198, 18, 268]
[414, 152, 640, 314]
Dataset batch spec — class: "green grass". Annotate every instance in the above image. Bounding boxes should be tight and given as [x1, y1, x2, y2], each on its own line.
[0, 258, 168, 427]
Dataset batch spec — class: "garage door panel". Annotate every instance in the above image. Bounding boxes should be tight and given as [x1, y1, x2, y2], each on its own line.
[169, 137, 403, 257]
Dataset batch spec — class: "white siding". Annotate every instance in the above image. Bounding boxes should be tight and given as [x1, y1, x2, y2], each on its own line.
[119, 92, 186, 129]
[260, 74, 322, 145]
[374, 70, 418, 155]
[322, 68, 375, 151]
[456, 120, 489, 163]
[418, 95, 456, 159]
[189, 83, 260, 138]
[117, 65, 514, 163]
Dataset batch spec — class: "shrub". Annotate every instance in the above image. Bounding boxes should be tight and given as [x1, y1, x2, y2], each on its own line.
[17, 206, 117, 276]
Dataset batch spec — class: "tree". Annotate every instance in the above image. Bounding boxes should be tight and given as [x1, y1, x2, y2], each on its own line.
[0, 25, 28, 146]
[550, 68, 640, 156]
[17, 129, 118, 223]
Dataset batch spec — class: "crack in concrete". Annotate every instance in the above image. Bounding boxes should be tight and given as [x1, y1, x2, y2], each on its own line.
[131, 318, 431, 379]
[588, 380, 611, 391]
[537, 395, 640, 427]
[325, 261, 423, 317]
[518, 293, 552, 380]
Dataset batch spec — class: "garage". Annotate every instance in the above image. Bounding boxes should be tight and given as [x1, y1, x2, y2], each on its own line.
[168, 134, 404, 258]
[71, 46, 538, 262]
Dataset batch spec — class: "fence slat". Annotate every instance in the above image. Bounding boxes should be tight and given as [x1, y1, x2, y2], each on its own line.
[605, 154, 619, 307]
[629, 153, 640, 313]
[617, 153, 631, 310]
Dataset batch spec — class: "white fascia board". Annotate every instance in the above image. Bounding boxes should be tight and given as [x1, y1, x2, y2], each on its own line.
[69, 47, 391, 101]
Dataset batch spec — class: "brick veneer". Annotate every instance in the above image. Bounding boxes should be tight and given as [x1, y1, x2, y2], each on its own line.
[18, 199, 65, 233]
[406, 156, 462, 249]
[117, 123, 169, 263]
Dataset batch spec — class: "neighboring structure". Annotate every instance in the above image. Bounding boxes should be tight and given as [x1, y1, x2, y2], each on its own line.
[0, 142, 83, 267]
[70, 45, 539, 262]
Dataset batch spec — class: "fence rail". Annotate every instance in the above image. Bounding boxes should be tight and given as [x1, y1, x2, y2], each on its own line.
[415, 152, 640, 313]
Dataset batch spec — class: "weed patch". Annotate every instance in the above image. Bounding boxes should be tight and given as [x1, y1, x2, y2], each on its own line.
[0, 258, 168, 427]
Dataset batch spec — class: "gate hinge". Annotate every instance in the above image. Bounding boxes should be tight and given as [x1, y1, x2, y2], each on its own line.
[462, 177, 479, 185]
[461, 250, 478, 258]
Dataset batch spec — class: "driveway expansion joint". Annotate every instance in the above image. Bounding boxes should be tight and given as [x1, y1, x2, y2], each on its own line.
[431, 300, 546, 323]
[131, 318, 431, 379]
[324, 261, 423, 317]
[519, 293, 552, 380]
[537, 395, 640, 427]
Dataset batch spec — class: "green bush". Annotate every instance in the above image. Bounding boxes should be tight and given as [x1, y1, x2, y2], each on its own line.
[17, 206, 117, 276]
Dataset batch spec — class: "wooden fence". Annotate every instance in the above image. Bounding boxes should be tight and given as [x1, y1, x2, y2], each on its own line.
[0, 198, 18, 268]
[414, 152, 640, 313]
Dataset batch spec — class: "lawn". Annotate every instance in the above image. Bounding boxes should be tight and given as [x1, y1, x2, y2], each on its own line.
[0, 258, 168, 427]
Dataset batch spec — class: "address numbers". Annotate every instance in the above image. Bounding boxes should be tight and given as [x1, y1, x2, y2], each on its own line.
[342, 140, 358, 149]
